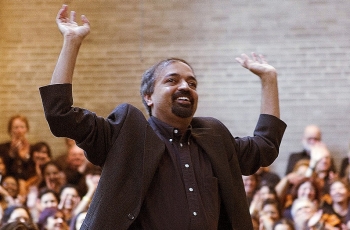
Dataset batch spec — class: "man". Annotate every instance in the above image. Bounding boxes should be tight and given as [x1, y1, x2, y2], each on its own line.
[285, 124, 321, 175]
[285, 125, 336, 175]
[39, 5, 286, 229]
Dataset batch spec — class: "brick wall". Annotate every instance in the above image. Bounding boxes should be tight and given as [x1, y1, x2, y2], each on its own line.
[0, 0, 349, 177]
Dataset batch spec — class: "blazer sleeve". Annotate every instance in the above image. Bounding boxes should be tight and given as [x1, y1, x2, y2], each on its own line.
[39, 84, 125, 166]
[234, 114, 287, 175]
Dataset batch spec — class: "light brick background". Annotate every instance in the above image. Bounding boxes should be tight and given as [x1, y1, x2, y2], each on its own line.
[0, 0, 349, 177]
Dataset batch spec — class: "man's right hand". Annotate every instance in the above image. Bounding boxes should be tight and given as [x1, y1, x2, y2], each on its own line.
[56, 4, 90, 42]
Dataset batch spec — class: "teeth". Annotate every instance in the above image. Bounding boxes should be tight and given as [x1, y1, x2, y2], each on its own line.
[178, 97, 189, 101]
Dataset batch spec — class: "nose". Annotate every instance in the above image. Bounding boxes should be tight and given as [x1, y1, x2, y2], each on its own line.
[178, 79, 190, 90]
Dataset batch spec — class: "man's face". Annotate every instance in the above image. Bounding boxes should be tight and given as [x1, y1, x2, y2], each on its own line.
[145, 61, 198, 124]
[67, 145, 85, 169]
[302, 126, 321, 152]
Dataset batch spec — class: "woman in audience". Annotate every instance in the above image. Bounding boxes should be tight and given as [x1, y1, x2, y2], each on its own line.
[249, 183, 280, 219]
[0, 115, 35, 181]
[0, 205, 37, 228]
[259, 198, 282, 230]
[242, 173, 259, 206]
[26, 142, 54, 221]
[58, 185, 81, 225]
[38, 161, 66, 195]
[0, 115, 35, 198]
[275, 159, 310, 205]
[37, 207, 68, 230]
[282, 177, 322, 220]
[319, 179, 350, 229]
[0, 175, 26, 207]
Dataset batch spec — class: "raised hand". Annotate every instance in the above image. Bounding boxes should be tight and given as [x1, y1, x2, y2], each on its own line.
[235, 53, 277, 79]
[56, 4, 90, 41]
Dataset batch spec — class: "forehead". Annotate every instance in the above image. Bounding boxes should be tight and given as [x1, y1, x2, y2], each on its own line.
[156, 61, 195, 79]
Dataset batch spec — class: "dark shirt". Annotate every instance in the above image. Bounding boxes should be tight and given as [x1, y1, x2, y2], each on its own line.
[0, 142, 36, 180]
[137, 116, 219, 229]
[285, 149, 310, 175]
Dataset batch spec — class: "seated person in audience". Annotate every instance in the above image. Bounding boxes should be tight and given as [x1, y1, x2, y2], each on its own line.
[54, 145, 100, 197]
[58, 185, 81, 225]
[0, 115, 35, 180]
[339, 140, 350, 178]
[249, 183, 280, 218]
[38, 161, 66, 195]
[29, 189, 60, 224]
[0, 115, 36, 198]
[242, 174, 259, 206]
[255, 166, 281, 187]
[272, 218, 295, 230]
[290, 198, 318, 230]
[0, 205, 37, 228]
[281, 177, 322, 221]
[275, 159, 310, 204]
[285, 125, 336, 176]
[305, 143, 338, 194]
[37, 207, 68, 230]
[0, 175, 26, 207]
[0, 220, 38, 230]
[26, 142, 54, 220]
[258, 198, 282, 230]
[320, 179, 350, 229]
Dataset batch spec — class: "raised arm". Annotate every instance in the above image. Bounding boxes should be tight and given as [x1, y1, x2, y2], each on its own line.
[51, 5, 90, 84]
[236, 53, 280, 118]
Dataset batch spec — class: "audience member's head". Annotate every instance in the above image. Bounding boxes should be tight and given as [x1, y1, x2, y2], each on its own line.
[1, 205, 34, 227]
[302, 125, 321, 153]
[30, 142, 52, 166]
[38, 207, 68, 230]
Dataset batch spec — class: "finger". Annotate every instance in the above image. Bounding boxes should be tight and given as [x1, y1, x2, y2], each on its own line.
[56, 5, 68, 23]
[81, 15, 90, 25]
[259, 54, 267, 64]
[251, 52, 258, 62]
[70, 11, 76, 24]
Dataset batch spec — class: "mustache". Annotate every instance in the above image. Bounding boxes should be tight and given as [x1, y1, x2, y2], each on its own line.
[172, 91, 194, 103]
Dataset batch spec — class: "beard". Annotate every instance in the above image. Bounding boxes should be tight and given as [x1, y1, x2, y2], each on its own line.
[171, 91, 195, 118]
[171, 103, 194, 118]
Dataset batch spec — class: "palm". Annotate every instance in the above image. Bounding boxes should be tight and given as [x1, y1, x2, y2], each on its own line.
[56, 5, 90, 39]
[236, 53, 276, 77]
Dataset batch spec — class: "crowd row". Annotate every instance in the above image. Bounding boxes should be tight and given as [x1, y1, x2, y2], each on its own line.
[0, 115, 101, 230]
[243, 125, 350, 230]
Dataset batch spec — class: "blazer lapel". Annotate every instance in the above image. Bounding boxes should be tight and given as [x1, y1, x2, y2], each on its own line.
[141, 124, 165, 198]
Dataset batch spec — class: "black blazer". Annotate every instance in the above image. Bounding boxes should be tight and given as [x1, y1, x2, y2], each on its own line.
[40, 84, 286, 230]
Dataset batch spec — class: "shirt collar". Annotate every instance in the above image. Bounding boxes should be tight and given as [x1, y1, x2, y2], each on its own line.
[150, 116, 192, 143]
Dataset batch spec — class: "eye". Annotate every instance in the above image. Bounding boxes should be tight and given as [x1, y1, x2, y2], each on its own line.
[188, 81, 197, 89]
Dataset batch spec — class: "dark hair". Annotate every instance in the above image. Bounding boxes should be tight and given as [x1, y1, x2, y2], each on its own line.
[290, 177, 321, 201]
[40, 161, 63, 175]
[1, 205, 32, 226]
[1, 175, 20, 198]
[59, 184, 79, 197]
[38, 188, 60, 202]
[30, 142, 52, 159]
[261, 198, 282, 219]
[7, 115, 29, 134]
[0, 220, 38, 230]
[140, 58, 194, 116]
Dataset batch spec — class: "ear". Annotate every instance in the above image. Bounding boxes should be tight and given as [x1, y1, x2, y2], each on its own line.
[144, 95, 153, 106]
